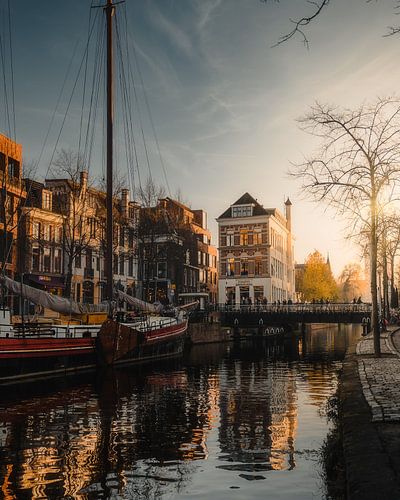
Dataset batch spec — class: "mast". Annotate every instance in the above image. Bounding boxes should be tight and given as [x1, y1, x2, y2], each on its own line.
[105, 0, 114, 308]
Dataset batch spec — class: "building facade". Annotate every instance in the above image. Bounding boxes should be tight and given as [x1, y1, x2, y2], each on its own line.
[0, 133, 26, 278]
[20, 172, 139, 306]
[217, 193, 295, 305]
[138, 197, 218, 305]
[21, 180, 65, 295]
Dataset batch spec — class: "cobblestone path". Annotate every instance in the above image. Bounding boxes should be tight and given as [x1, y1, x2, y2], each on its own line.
[357, 329, 400, 422]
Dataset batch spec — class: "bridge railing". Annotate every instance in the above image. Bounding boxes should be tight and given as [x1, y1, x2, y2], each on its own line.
[217, 303, 372, 314]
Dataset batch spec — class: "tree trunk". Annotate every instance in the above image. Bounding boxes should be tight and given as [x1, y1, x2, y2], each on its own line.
[64, 255, 73, 299]
[382, 243, 389, 320]
[370, 196, 381, 356]
[390, 257, 396, 308]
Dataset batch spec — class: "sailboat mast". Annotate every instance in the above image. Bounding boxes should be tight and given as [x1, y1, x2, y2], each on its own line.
[105, 0, 114, 305]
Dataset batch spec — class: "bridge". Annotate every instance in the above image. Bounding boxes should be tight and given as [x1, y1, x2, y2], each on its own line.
[217, 303, 372, 329]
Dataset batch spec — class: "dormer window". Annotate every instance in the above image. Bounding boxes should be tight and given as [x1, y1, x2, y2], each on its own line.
[232, 205, 253, 218]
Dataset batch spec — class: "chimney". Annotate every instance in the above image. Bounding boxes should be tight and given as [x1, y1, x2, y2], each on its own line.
[121, 188, 129, 217]
[285, 197, 292, 231]
[80, 171, 88, 192]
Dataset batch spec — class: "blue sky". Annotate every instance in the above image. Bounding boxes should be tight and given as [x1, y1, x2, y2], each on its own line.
[2, 0, 400, 275]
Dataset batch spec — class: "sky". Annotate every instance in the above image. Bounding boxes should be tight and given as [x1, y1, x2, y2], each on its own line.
[2, 0, 400, 276]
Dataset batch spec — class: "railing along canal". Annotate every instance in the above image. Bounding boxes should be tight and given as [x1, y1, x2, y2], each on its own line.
[217, 303, 371, 314]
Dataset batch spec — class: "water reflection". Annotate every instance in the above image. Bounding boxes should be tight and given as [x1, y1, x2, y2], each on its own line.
[0, 324, 360, 499]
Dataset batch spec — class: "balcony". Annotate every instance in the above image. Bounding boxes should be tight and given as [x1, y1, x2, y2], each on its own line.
[84, 267, 94, 279]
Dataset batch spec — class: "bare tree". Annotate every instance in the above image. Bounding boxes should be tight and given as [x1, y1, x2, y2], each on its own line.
[134, 177, 166, 208]
[338, 263, 367, 302]
[291, 98, 400, 356]
[260, 0, 330, 47]
[261, 0, 400, 46]
[49, 149, 95, 299]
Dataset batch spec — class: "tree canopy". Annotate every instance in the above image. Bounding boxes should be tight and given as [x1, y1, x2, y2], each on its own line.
[298, 250, 338, 301]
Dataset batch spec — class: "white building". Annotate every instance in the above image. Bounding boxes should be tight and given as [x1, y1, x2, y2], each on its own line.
[217, 193, 295, 305]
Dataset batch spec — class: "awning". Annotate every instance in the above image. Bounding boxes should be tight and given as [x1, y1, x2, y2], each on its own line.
[25, 274, 66, 288]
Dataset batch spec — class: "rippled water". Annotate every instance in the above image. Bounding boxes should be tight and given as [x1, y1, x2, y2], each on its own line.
[0, 324, 360, 499]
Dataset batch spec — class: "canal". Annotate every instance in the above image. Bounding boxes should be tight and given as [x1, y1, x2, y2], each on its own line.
[0, 324, 360, 499]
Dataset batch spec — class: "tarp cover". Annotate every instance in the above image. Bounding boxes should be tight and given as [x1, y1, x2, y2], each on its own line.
[117, 290, 163, 313]
[2, 276, 109, 315]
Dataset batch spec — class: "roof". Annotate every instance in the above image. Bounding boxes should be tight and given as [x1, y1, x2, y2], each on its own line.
[217, 192, 270, 219]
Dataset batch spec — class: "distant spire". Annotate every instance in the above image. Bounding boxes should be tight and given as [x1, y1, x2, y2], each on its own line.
[326, 252, 331, 269]
[285, 197, 292, 206]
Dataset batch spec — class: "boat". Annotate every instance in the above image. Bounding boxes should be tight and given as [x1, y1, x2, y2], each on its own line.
[94, 0, 189, 366]
[0, 0, 190, 382]
[97, 312, 188, 366]
[0, 278, 105, 384]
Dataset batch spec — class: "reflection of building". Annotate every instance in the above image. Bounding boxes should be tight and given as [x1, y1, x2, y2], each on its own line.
[217, 193, 295, 304]
[218, 356, 297, 471]
[0, 133, 26, 278]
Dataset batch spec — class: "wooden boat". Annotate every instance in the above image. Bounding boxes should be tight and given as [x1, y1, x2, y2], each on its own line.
[97, 313, 188, 366]
[0, 308, 102, 384]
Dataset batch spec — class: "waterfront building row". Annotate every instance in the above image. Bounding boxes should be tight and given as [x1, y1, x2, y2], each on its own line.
[0, 134, 218, 310]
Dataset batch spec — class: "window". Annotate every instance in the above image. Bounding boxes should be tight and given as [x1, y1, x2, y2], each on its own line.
[254, 230, 262, 245]
[232, 205, 252, 218]
[240, 259, 248, 276]
[32, 246, 40, 271]
[128, 256, 134, 277]
[255, 257, 262, 275]
[119, 226, 125, 246]
[0, 152, 5, 172]
[227, 258, 234, 276]
[88, 218, 96, 238]
[128, 229, 135, 248]
[43, 225, 50, 241]
[86, 249, 92, 270]
[157, 262, 167, 279]
[54, 249, 61, 273]
[32, 222, 40, 239]
[113, 253, 118, 274]
[75, 248, 81, 269]
[7, 158, 19, 179]
[119, 254, 124, 275]
[5, 195, 13, 220]
[42, 191, 51, 210]
[226, 233, 234, 246]
[240, 230, 248, 246]
[43, 248, 51, 272]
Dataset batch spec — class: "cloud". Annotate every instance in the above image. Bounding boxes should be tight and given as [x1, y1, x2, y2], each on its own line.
[149, 3, 194, 58]
[196, 0, 223, 32]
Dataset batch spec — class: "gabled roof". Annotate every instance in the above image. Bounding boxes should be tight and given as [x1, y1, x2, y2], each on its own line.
[217, 192, 269, 219]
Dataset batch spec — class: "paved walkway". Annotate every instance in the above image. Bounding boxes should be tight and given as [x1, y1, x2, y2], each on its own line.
[357, 328, 400, 422]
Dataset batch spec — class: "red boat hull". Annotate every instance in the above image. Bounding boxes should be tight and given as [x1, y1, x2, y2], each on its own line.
[0, 337, 95, 359]
[0, 335, 97, 385]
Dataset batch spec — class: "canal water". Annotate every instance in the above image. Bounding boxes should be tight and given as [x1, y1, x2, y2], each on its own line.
[0, 324, 360, 499]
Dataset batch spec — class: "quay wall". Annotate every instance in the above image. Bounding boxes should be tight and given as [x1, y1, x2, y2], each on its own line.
[187, 323, 232, 344]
